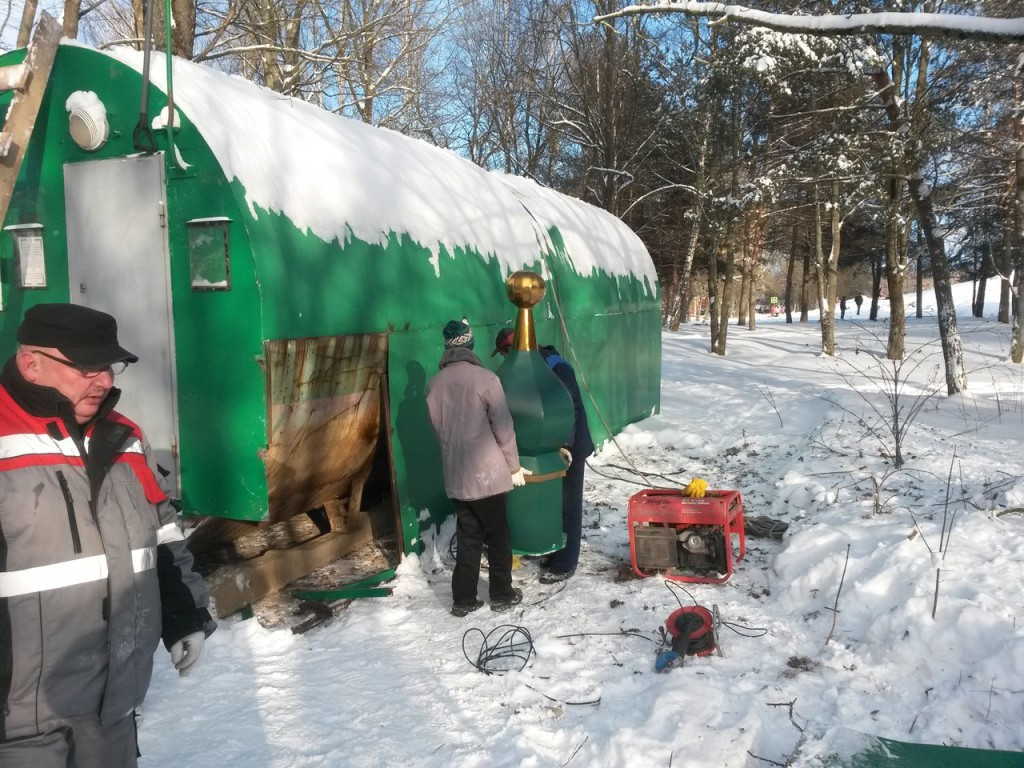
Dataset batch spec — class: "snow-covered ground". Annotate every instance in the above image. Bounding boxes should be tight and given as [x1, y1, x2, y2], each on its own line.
[141, 282, 1024, 767]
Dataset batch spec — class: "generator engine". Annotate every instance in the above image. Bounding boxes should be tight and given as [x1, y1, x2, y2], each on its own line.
[627, 489, 746, 584]
[632, 523, 728, 578]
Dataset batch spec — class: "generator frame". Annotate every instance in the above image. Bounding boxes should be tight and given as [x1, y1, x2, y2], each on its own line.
[628, 489, 746, 584]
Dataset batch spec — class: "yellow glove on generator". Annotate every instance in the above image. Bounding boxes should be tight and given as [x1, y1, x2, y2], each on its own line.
[683, 478, 708, 498]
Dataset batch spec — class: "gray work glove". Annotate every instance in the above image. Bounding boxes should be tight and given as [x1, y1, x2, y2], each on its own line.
[170, 630, 206, 677]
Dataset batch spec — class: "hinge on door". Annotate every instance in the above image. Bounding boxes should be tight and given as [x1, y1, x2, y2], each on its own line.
[158, 201, 167, 228]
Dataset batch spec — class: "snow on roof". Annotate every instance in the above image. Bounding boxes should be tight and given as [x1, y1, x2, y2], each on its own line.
[97, 46, 657, 289]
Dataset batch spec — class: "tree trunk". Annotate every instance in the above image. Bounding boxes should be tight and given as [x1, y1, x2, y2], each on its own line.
[907, 171, 967, 391]
[171, 0, 197, 58]
[677, 216, 703, 330]
[708, 240, 720, 353]
[132, 0, 144, 49]
[62, 0, 80, 38]
[715, 239, 737, 354]
[801, 227, 811, 323]
[916, 229, 924, 319]
[785, 223, 797, 324]
[814, 188, 836, 355]
[663, 261, 681, 329]
[885, 176, 906, 359]
[737, 240, 750, 327]
[869, 248, 882, 321]
[1011, 60, 1024, 363]
[870, 69, 966, 392]
[998, 224, 1012, 324]
[747, 213, 764, 330]
[17, 0, 39, 48]
[671, 112, 712, 331]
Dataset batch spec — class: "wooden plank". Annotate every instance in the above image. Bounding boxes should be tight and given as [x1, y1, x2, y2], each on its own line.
[0, 12, 61, 225]
[0, 62, 30, 92]
[204, 524, 377, 618]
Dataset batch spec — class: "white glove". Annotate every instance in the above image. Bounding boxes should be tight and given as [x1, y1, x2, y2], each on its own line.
[511, 467, 533, 487]
[558, 447, 572, 468]
[170, 631, 206, 677]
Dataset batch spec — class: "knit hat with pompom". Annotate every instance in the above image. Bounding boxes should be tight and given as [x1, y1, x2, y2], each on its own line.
[443, 319, 474, 350]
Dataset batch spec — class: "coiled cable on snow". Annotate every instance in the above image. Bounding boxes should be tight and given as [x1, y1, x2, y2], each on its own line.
[462, 624, 535, 675]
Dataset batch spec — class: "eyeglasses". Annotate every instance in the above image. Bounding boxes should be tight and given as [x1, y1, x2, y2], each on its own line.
[33, 351, 129, 377]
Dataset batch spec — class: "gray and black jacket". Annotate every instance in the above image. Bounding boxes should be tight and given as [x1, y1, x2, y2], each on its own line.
[0, 359, 215, 740]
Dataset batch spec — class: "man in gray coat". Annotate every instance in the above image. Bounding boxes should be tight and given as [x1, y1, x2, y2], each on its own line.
[426, 320, 528, 616]
[0, 303, 215, 768]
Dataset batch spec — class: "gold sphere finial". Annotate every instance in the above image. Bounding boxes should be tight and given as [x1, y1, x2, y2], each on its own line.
[506, 271, 546, 309]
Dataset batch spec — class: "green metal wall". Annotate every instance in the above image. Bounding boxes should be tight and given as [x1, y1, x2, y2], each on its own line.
[0, 46, 269, 521]
[0, 45, 660, 555]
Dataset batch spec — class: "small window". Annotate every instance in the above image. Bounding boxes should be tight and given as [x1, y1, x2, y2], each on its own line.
[5, 223, 47, 290]
[187, 218, 231, 290]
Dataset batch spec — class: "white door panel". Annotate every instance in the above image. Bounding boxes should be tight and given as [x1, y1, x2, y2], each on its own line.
[64, 155, 180, 494]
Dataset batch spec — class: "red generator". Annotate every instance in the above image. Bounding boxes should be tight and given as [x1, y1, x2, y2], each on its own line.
[628, 488, 746, 584]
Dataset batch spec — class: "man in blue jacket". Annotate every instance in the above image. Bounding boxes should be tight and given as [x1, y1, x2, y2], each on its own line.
[536, 344, 595, 583]
[493, 329, 594, 584]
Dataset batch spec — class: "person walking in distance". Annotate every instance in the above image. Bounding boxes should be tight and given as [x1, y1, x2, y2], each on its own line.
[854, 293, 864, 315]
[839, 296, 848, 320]
[0, 303, 215, 768]
[427, 320, 529, 616]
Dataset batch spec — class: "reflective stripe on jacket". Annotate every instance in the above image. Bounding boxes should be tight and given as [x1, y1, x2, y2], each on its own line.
[0, 382, 207, 740]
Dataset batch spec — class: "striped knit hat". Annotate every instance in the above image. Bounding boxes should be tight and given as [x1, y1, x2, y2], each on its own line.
[443, 320, 474, 350]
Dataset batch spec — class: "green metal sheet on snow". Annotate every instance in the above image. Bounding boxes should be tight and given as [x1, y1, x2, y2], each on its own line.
[828, 730, 1024, 768]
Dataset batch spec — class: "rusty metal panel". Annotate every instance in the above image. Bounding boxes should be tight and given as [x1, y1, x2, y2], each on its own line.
[263, 333, 388, 523]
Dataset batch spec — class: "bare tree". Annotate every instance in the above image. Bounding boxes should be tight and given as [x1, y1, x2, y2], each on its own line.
[594, 1, 1024, 390]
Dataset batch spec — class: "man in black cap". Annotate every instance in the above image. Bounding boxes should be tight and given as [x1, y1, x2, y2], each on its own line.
[0, 303, 215, 768]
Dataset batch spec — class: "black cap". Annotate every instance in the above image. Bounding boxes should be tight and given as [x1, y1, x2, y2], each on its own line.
[17, 303, 139, 366]
[491, 328, 514, 357]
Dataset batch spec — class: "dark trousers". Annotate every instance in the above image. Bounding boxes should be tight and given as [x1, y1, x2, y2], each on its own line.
[547, 457, 585, 573]
[0, 712, 138, 768]
[452, 493, 514, 604]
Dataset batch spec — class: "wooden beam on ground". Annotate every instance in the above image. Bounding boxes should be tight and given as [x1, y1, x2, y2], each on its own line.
[205, 522, 376, 618]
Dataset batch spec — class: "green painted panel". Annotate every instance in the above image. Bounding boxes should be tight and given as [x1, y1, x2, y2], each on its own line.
[826, 731, 1024, 767]
[0, 46, 269, 522]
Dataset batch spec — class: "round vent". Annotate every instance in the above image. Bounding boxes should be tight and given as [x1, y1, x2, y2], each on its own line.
[66, 91, 110, 151]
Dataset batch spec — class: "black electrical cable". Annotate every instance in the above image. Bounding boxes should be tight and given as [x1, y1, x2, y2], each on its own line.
[524, 683, 601, 707]
[664, 579, 699, 609]
[661, 580, 768, 642]
[718, 619, 768, 639]
[554, 628, 657, 643]
[586, 462, 681, 489]
[526, 581, 568, 606]
[462, 624, 535, 675]
[744, 515, 789, 540]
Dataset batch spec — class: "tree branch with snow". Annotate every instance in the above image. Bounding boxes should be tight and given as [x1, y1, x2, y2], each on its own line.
[595, 3, 1024, 44]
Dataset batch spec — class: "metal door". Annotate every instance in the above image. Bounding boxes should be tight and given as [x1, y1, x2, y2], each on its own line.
[64, 155, 180, 494]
